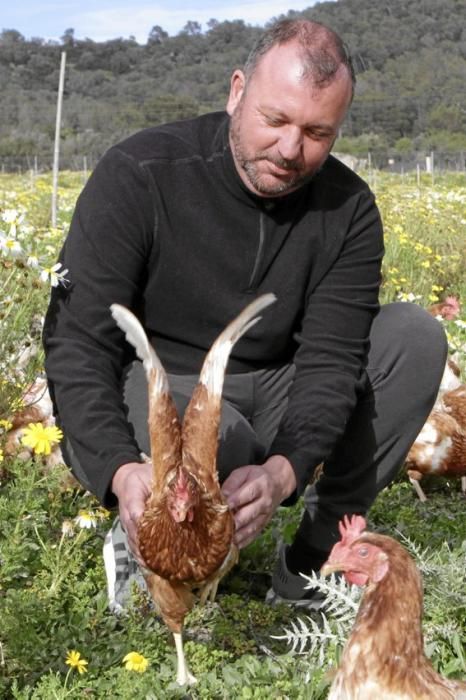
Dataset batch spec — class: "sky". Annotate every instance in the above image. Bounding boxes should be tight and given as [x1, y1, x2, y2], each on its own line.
[2, 0, 321, 44]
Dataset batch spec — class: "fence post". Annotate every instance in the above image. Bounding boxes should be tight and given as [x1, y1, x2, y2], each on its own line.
[51, 51, 66, 228]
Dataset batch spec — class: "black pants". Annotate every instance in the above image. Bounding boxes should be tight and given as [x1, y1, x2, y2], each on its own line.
[120, 302, 447, 554]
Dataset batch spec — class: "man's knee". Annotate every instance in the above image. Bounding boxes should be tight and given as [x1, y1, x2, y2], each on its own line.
[371, 302, 447, 371]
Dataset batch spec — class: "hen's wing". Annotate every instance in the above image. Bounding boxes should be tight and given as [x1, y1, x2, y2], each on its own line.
[110, 304, 182, 493]
[181, 293, 276, 490]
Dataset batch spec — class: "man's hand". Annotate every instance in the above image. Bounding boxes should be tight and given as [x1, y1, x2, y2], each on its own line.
[111, 461, 152, 566]
[221, 455, 297, 549]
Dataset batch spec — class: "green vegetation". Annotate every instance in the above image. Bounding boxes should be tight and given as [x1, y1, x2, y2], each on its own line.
[1, 0, 466, 168]
[0, 171, 465, 697]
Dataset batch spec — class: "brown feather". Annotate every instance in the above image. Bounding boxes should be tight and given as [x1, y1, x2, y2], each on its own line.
[442, 385, 466, 425]
[181, 384, 223, 493]
[147, 379, 182, 493]
[144, 572, 194, 634]
[139, 494, 234, 582]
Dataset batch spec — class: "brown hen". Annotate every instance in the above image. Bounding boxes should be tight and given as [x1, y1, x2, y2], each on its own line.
[110, 294, 276, 685]
[321, 515, 466, 700]
[406, 384, 466, 501]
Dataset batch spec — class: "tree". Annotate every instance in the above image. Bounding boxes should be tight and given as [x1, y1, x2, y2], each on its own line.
[0, 29, 25, 43]
[180, 21, 202, 36]
[147, 25, 168, 45]
[61, 28, 75, 46]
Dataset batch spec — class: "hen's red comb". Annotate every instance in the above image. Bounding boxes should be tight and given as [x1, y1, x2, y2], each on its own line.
[338, 514, 367, 544]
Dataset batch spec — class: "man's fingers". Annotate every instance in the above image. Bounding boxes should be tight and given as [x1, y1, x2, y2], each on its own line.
[222, 465, 253, 499]
[226, 480, 261, 511]
[121, 508, 145, 566]
[234, 511, 270, 549]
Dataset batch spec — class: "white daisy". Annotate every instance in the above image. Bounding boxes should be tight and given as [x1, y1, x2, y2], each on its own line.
[74, 510, 97, 529]
[0, 234, 22, 257]
[40, 262, 69, 287]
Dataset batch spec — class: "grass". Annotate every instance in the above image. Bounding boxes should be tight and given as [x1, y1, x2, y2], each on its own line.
[0, 169, 465, 698]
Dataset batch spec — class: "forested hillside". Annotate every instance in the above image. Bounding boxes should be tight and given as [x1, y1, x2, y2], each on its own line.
[1, 0, 465, 168]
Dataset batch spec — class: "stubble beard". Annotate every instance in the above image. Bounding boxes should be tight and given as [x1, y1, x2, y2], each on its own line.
[229, 107, 317, 196]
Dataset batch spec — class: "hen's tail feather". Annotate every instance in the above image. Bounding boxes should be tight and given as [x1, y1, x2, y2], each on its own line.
[110, 304, 169, 396]
[199, 293, 276, 397]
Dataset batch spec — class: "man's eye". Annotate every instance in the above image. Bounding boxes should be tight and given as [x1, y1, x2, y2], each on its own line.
[265, 117, 283, 127]
[306, 130, 331, 140]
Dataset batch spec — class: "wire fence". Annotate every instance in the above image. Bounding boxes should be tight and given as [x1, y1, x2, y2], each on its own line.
[1, 151, 466, 176]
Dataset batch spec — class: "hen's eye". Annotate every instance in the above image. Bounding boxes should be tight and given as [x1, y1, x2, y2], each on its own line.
[358, 546, 369, 558]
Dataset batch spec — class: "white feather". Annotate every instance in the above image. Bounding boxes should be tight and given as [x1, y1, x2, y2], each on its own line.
[110, 304, 168, 394]
[199, 293, 276, 397]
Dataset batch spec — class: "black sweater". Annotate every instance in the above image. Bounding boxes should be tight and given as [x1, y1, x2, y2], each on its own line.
[43, 112, 384, 504]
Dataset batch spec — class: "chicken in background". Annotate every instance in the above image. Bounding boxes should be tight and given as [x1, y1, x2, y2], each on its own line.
[436, 357, 462, 402]
[321, 515, 466, 700]
[428, 295, 461, 321]
[406, 294, 463, 499]
[110, 293, 276, 686]
[2, 375, 74, 486]
[406, 372, 466, 501]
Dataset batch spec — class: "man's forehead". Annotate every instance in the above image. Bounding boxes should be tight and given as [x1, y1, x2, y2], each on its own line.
[252, 41, 306, 78]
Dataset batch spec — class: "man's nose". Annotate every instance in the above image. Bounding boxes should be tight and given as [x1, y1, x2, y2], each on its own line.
[277, 126, 303, 162]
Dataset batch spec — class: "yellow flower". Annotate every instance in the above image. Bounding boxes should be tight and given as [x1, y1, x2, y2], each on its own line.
[65, 650, 88, 674]
[0, 419, 13, 432]
[431, 284, 444, 292]
[421, 260, 431, 269]
[428, 294, 439, 302]
[21, 423, 63, 455]
[0, 448, 3, 463]
[95, 506, 111, 520]
[123, 651, 149, 673]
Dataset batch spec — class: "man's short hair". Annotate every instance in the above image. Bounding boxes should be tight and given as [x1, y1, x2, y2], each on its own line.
[244, 18, 355, 94]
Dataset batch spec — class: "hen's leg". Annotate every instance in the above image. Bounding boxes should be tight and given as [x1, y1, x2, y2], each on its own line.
[173, 632, 197, 685]
[409, 476, 427, 502]
[199, 544, 239, 605]
[199, 578, 219, 605]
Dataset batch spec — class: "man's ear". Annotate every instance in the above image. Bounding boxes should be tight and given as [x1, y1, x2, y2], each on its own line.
[226, 70, 246, 116]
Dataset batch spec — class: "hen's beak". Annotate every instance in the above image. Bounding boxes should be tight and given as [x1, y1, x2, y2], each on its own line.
[171, 503, 195, 523]
[320, 561, 343, 577]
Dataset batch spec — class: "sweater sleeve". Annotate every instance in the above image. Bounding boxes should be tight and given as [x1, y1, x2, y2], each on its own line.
[43, 147, 155, 504]
[269, 188, 384, 499]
